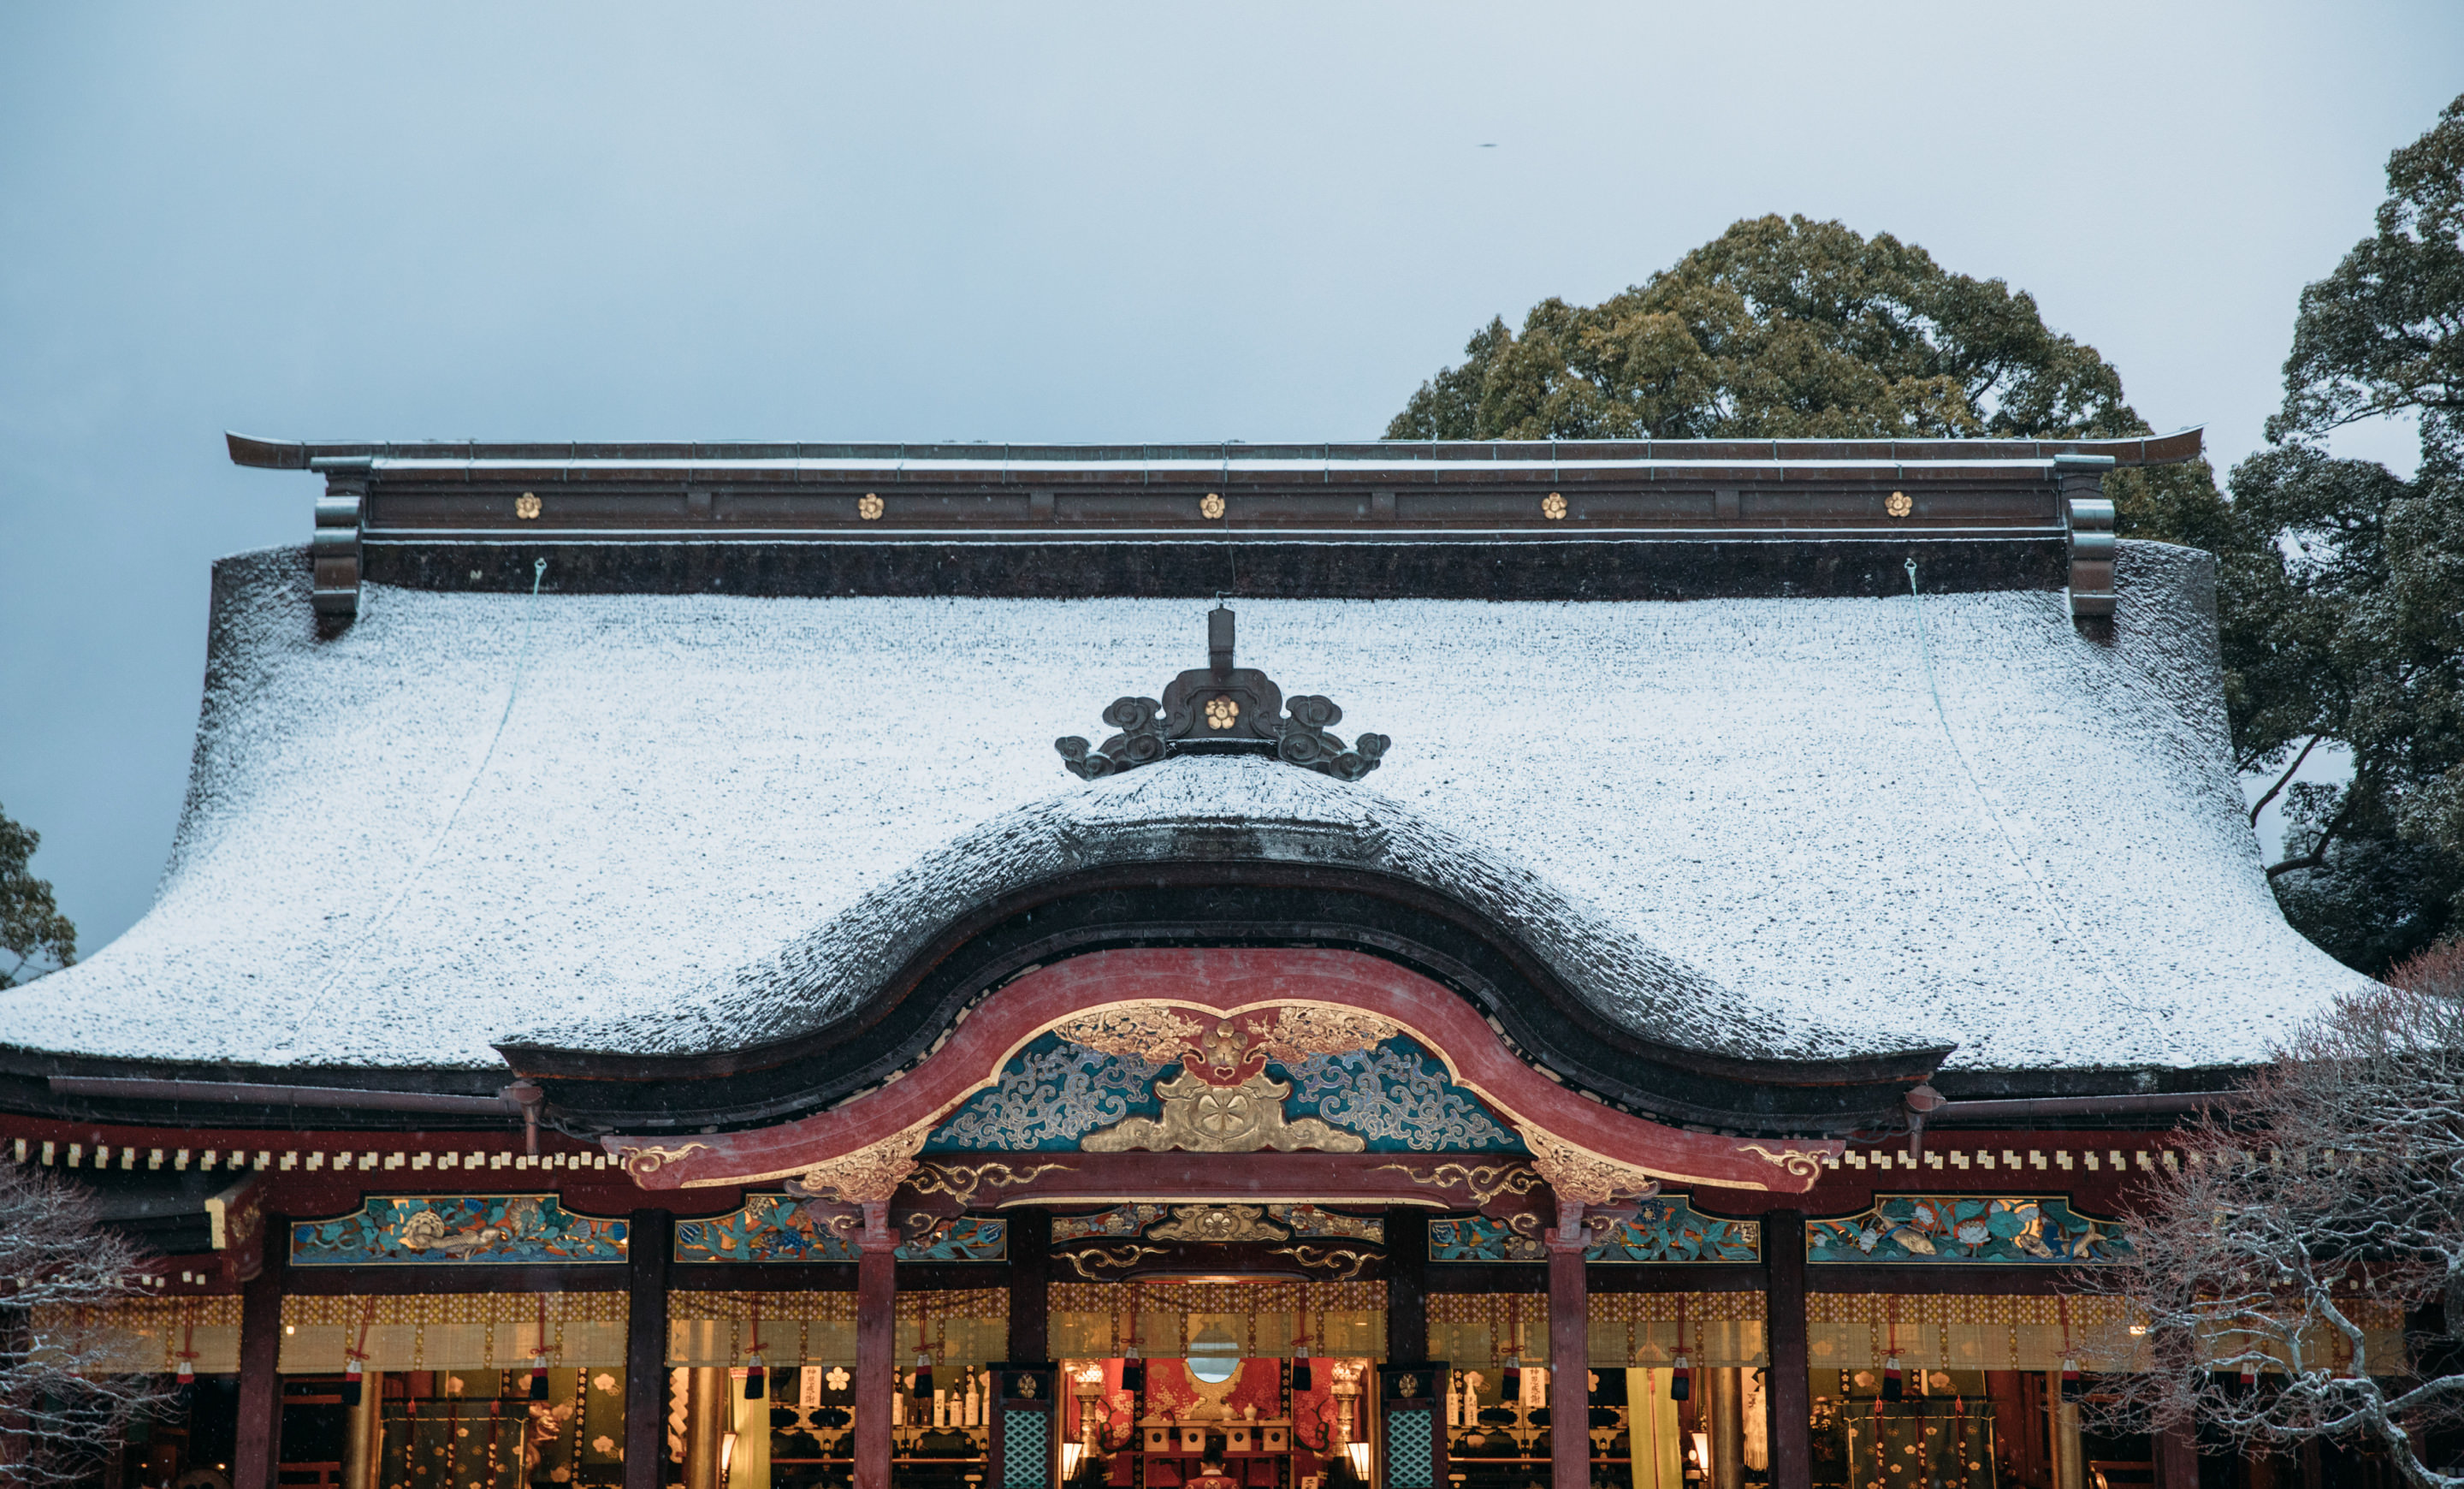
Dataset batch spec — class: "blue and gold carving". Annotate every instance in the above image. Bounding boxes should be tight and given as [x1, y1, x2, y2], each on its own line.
[674, 1195, 1009, 1263]
[1427, 1215, 1541, 1262]
[1808, 1195, 2129, 1264]
[1586, 1196, 1761, 1262]
[925, 1031, 1523, 1154]
[290, 1195, 627, 1266]
[1051, 1201, 1383, 1244]
[1428, 1197, 1756, 1263]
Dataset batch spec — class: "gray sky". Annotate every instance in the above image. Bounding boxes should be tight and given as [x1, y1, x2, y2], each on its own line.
[3, 3, 2458, 960]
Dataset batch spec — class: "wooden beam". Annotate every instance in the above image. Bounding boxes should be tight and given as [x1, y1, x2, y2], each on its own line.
[1007, 1208, 1051, 1364]
[1548, 1202, 1589, 1489]
[1384, 1208, 1428, 1364]
[856, 1203, 896, 1489]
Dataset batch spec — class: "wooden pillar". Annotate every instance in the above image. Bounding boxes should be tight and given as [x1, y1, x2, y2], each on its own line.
[1547, 1201, 1590, 1489]
[2047, 1373, 2084, 1489]
[2158, 1421, 2199, 1489]
[856, 1201, 897, 1489]
[1709, 1367, 1744, 1489]
[1763, 1211, 1811, 1489]
[684, 1367, 726, 1489]
[1385, 1209, 1429, 1365]
[341, 1372, 382, 1489]
[625, 1207, 672, 1489]
[234, 1227, 287, 1489]
[2299, 1440, 2323, 1489]
[1009, 1207, 1051, 1364]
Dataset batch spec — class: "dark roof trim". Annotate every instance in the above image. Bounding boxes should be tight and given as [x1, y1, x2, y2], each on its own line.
[47, 1076, 522, 1115]
[228, 430, 2204, 474]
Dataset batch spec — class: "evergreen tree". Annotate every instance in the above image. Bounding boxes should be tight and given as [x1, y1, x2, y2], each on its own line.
[1, 802, 76, 989]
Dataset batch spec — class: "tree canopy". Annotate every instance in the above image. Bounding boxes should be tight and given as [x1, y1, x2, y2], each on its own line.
[1, 801, 75, 989]
[2227, 92, 2464, 972]
[1384, 214, 2143, 443]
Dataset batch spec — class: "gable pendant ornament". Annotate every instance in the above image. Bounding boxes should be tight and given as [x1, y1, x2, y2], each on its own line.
[1057, 606, 1389, 781]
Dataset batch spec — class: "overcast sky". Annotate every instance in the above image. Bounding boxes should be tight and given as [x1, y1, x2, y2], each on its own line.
[2, 3, 2457, 959]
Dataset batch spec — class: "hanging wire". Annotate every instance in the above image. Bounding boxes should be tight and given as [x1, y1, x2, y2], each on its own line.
[1901, 558, 2163, 1038]
[295, 556, 552, 1017]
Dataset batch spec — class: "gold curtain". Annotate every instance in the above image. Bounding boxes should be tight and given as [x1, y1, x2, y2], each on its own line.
[667, 1288, 1009, 1368]
[279, 1293, 627, 1372]
[1048, 1280, 1385, 1361]
[31, 1296, 243, 1374]
[1796, 1294, 2424, 1374]
[1425, 1291, 1767, 1369]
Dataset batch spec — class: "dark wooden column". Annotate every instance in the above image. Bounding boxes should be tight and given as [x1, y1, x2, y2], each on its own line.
[2156, 1421, 2198, 1489]
[856, 1201, 897, 1489]
[234, 1220, 287, 1489]
[1764, 1211, 1812, 1489]
[624, 1207, 672, 1489]
[1384, 1208, 1428, 1364]
[1547, 1201, 1589, 1489]
[1008, 1207, 1051, 1363]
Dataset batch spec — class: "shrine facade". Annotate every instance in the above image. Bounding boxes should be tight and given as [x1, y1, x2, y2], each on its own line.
[0, 432, 2390, 1489]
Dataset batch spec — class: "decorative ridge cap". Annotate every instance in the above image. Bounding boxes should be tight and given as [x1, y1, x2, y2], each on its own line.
[1056, 607, 1387, 783]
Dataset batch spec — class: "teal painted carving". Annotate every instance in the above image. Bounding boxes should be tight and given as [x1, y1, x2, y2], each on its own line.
[1585, 1196, 1760, 1262]
[926, 1031, 1524, 1154]
[1427, 1198, 1756, 1263]
[1270, 1204, 1384, 1243]
[676, 1195, 1008, 1262]
[1427, 1215, 1542, 1261]
[1808, 1195, 2130, 1264]
[290, 1195, 627, 1266]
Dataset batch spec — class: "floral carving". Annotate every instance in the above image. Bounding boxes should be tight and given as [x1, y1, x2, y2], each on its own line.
[1247, 1006, 1400, 1065]
[1053, 1006, 1206, 1066]
[1808, 1195, 2129, 1264]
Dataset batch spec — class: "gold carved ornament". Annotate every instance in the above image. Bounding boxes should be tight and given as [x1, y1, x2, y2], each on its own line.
[908, 1160, 1071, 1208]
[618, 1142, 713, 1179]
[1063, 1245, 1170, 1280]
[1081, 1068, 1365, 1154]
[1521, 1129, 1661, 1207]
[1736, 1142, 1830, 1183]
[783, 1125, 929, 1206]
[1145, 1205, 1288, 1244]
[1372, 1161, 1542, 1209]
[1267, 1245, 1375, 1281]
[1054, 1005, 1208, 1065]
[1246, 1006, 1399, 1066]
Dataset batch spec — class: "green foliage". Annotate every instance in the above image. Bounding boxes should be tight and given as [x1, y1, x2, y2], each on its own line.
[2227, 93, 2464, 974]
[1, 801, 76, 988]
[1386, 214, 2141, 442]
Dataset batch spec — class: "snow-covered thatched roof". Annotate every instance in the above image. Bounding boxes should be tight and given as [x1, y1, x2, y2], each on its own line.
[0, 540, 2371, 1077]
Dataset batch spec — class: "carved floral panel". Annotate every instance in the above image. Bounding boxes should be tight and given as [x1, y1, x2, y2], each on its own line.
[290, 1195, 628, 1266]
[1807, 1195, 2129, 1264]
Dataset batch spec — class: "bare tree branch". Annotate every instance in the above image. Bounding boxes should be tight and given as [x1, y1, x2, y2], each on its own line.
[2250, 734, 2325, 828]
[0, 1163, 180, 1487]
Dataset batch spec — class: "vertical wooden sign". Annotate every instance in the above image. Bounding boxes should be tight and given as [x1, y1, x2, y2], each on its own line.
[988, 1362, 1060, 1489]
[1376, 1362, 1447, 1489]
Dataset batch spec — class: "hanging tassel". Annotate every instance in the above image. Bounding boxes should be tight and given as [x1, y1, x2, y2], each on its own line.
[2060, 1357, 2083, 1403]
[176, 1356, 195, 1385]
[529, 1355, 550, 1402]
[342, 1355, 364, 1408]
[746, 1352, 766, 1401]
[914, 1351, 933, 1397]
[1881, 1354, 1903, 1402]
[1670, 1350, 1691, 1402]
[1501, 1354, 1521, 1402]
[1291, 1344, 1312, 1394]
[1120, 1345, 1144, 1394]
